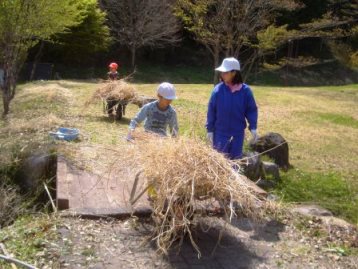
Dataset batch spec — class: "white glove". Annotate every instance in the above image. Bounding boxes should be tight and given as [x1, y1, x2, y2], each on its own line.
[250, 129, 258, 143]
[207, 132, 214, 145]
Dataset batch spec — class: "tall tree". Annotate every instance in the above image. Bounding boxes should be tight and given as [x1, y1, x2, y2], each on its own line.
[260, 0, 357, 52]
[258, 0, 357, 68]
[175, 0, 299, 82]
[0, 0, 83, 116]
[43, 0, 111, 67]
[100, 0, 181, 68]
[323, 0, 358, 69]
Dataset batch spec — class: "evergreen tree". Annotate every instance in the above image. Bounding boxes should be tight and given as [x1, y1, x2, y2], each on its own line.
[41, 0, 111, 66]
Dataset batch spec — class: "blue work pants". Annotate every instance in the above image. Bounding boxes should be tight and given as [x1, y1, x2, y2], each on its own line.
[213, 131, 245, 160]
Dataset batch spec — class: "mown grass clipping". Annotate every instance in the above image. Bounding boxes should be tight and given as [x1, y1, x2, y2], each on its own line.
[119, 134, 280, 255]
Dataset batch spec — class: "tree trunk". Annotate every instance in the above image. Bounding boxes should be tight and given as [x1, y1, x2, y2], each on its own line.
[213, 44, 220, 85]
[243, 51, 258, 82]
[131, 45, 136, 70]
[2, 86, 10, 117]
[30, 40, 44, 81]
[1, 64, 18, 116]
[226, 39, 233, 57]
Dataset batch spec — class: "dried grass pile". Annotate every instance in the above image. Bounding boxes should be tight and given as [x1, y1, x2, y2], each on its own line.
[3, 114, 65, 134]
[122, 136, 279, 255]
[130, 95, 157, 108]
[18, 83, 73, 104]
[88, 80, 138, 104]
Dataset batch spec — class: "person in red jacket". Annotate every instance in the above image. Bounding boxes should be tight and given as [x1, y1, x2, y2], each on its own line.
[108, 62, 119, 80]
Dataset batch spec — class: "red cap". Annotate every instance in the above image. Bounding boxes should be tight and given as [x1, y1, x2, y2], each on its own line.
[109, 62, 118, 69]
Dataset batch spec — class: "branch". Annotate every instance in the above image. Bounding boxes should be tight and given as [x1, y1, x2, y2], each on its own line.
[43, 183, 57, 213]
[301, 18, 358, 32]
[0, 254, 38, 269]
[0, 243, 17, 269]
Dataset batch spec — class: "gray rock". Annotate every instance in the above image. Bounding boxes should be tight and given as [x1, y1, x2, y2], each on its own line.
[256, 179, 276, 189]
[250, 132, 290, 170]
[292, 204, 333, 217]
[242, 151, 262, 181]
[262, 161, 280, 181]
[241, 153, 280, 182]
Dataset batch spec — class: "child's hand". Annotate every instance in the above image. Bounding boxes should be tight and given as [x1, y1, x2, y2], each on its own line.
[250, 129, 259, 143]
[126, 130, 134, 142]
[207, 132, 214, 145]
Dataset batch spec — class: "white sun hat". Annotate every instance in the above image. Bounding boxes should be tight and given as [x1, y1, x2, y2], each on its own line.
[157, 82, 177, 100]
[215, 57, 241, 72]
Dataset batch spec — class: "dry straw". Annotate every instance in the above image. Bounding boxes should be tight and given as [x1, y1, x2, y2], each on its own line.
[87, 80, 138, 104]
[120, 134, 279, 256]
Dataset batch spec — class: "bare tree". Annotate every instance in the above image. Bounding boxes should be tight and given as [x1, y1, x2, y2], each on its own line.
[176, 0, 299, 82]
[101, 0, 181, 68]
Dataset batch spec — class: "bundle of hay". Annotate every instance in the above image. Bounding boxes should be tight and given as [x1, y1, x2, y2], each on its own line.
[88, 80, 138, 104]
[121, 136, 279, 255]
[130, 95, 157, 108]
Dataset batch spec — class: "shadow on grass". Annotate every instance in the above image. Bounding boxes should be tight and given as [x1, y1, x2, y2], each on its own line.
[18, 60, 358, 87]
[84, 115, 131, 125]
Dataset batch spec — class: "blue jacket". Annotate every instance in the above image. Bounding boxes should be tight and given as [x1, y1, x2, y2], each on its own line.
[206, 82, 258, 136]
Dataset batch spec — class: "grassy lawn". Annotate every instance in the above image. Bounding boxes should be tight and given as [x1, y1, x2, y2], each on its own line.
[0, 80, 357, 224]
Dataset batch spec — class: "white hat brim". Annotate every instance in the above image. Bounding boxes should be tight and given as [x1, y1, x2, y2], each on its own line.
[215, 66, 230, 72]
[164, 96, 177, 100]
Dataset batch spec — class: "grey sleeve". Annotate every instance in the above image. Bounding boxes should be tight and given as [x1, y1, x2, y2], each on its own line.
[169, 111, 179, 137]
[129, 105, 149, 130]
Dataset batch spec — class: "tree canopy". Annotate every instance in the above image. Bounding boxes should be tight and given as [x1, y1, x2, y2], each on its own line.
[175, 0, 300, 81]
[0, 0, 85, 115]
[1, 0, 356, 94]
[43, 0, 111, 66]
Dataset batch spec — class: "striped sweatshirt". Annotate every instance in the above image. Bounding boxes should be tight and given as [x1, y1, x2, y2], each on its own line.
[129, 100, 178, 136]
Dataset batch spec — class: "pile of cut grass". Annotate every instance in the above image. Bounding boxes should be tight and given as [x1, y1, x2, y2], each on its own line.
[88, 80, 138, 103]
[119, 135, 279, 255]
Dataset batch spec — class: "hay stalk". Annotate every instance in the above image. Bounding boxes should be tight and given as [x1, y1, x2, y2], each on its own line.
[118, 135, 279, 255]
[86, 80, 138, 105]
